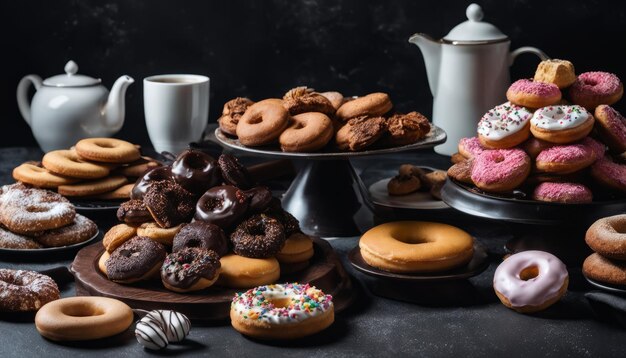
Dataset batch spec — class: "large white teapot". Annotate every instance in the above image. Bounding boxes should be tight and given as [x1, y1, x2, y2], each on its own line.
[16, 60, 134, 152]
[409, 4, 548, 155]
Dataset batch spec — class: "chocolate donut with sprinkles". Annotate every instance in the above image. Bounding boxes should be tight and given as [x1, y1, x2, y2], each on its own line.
[230, 283, 334, 340]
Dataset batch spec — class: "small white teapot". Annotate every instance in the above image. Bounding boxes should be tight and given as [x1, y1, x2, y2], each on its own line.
[16, 60, 134, 152]
[409, 3, 548, 155]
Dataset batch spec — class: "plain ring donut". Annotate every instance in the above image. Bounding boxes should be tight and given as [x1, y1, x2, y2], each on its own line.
[359, 221, 474, 273]
[35, 296, 134, 341]
[75, 138, 141, 163]
[586, 214, 626, 260]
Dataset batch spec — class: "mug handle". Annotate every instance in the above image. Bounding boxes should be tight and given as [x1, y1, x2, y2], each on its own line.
[508, 47, 549, 66]
[16, 74, 43, 127]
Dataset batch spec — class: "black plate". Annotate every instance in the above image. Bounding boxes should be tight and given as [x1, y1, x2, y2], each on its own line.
[71, 199, 123, 212]
[441, 178, 626, 225]
[584, 275, 626, 295]
[348, 241, 489, 282]
[0, 230, 101, 258]
[214, 126, 447, 159]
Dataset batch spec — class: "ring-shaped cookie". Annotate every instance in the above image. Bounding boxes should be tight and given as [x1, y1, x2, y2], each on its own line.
[75, 138, 141, 163]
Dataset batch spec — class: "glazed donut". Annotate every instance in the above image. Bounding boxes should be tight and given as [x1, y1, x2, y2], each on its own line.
[35, 297, 133, 341]
[194, 185, 249, 228]
[144, 181, 195, 228]
[171, 149, 221, 195]
[161, 247, 221, 292]
[532, 182, 592, 203]
[585, 215, 626, 260]
[42, 150, 110, 179]
[0, 183, 75, 234]
[218, 254, 280, 288]
[35, 213, 98, 247]
[103, 223, 137, 253]
[279, 112, 334, 152]
[521, 137, 554, 159]
[569, 71, 623, 110]
[359, 221, 474, 273]
[583, 253, 626, 286]
[218, 154, 253, 190]
[493, 250, 568, 313]
[451, 152, 466, 164]
[447, 159, 474, 185]
[282, 87, 336, 116]
[478, 102, 532, 149]
[533, 59, 577, 89]
[75, 138, 141, 163]
[458, 137, 486, 159]
[381, 111, 431, 147]
[117, 199, 152, 225]
[506, 79, 561, 108]
[243, 186, 273, 213]
[218, 97, 255, 136]
[265, 207, 300, 237]
[13, 163, 79, 188]
[276, 233, 314, 273]
[335, 116, 387, 151]
[0, 269, 59, 311]
[591, 157, 626, 193]
[319, 91, 344, 110]
[137, 222, 185, 246]
[231, 283, 334, 340]
[530, 105, 594, 144]
[335, 92, 393, 121]
[594, 105, 626, 153]
[236, 99, 290, 146]
[172, 221, 229, 256]
[0, 226, 41, 249]
[106, 236, 167, 284]
[535, 141, 596, 174]
[130, 166, 173, 200]
[470, 149, 530, 193]
[230, 214, 286, 258]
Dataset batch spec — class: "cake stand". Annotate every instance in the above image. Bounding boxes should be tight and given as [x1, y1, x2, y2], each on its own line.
[214, 127, 447, 237]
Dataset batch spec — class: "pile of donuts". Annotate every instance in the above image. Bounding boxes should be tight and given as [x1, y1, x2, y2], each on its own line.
[99, 148, 315, 292]
[0, 183, 97, 249]
[218, 87, 432, 152]
[386, 164, 447, 199]
[448, 58, 626, 203]
[583, 214, 626, 288]
[12, 137, 161, 199]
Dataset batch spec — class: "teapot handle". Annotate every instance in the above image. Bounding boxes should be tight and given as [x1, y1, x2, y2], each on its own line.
[508, 47, 549, 66]
[16, 75, 43, 127]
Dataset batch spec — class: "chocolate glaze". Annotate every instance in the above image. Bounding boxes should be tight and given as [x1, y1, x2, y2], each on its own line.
[244, 186, 273, 213]
[172, 221, 229, 257]
[194, 185, 249, 228]
[117, 199, 152, 224]
[218, 154, 253, 189]
[106, 236, 167, 281]
[131, 166, 173, 200]
[171, 150, 221, 195]
[144, 181, 195, 228]
[266, 208, 300, 237]
[161, 247, 221, 289]
[230, 214, 286, 258]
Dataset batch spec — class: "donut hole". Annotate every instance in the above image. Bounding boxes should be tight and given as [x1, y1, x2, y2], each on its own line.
[267, 297, 291, 309]
[611, 221, 626, 234]
[62, 305, 104, 317]
[26, 205, 48, 213]
[392, 231, 432, 245]
[184, 154, 209, 170]
[248, 116, 263, 125]
[494, 154, 505, 163]
[519, 266, 539, 281]
[95, 141, 116, 149]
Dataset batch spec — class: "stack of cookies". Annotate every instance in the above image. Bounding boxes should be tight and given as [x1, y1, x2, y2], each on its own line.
[0, 183, 97, 249]
[13, 138, 161, 200]
[99, 149, 315, 293]
[583, 215, 626, 288]
[218, 87, 432, 152]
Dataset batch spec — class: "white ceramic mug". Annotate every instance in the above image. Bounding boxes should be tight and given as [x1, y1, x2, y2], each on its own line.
[143, 74, 210, 154]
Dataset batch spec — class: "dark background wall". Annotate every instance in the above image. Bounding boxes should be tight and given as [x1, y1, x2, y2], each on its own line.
[2, 0, 626, 148]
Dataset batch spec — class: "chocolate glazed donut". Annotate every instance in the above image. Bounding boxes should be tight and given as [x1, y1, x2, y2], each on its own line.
[230, 214, 286, 258]
[172, 221, 229, 257]
[161, 247, 221, 290]
[194, 185, 249, 228]
[244, 186, 273, 213]
[171, 150, 222, 195]
[131, 166, 173, 200]
[106, 236, 167, 283]
[218, 154, 253, 190]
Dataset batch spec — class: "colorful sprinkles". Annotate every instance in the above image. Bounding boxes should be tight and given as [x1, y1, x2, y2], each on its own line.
[477, 102, 532, 139]
[531, 105, 590, 130]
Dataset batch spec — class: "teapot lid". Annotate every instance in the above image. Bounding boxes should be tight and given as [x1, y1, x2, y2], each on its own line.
[443, 4, 508, 44]
[42, 61, 102, 87]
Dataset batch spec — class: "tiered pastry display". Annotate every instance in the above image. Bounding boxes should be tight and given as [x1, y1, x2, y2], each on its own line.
[448, 59, 626, 203]
[583, 215, 626, 287]
[386, 164, 447, 199]
[99, 148, 315, 292]
[12, 138, 161, 200]
[218, 87, 432, 152]
[0, 183, 97, 249]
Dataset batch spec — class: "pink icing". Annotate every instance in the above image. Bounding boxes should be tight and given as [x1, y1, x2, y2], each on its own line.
[532, 182, 593, 203]
[535, 142, 593, 164]
[470, 149, 529, 185]
[592, 157, 626, 187]
[581, 137, 605, 161]
[458, 137, 485, 158]
[597, 105, 626, 144]
[571, 71, 622, 96]
[508, 79, 560, 97]
[494, 250, 568, 308]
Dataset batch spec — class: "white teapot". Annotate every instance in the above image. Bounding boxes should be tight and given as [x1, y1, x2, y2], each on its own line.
[16, 60, 134, 152]
[409, 3, 548, 155]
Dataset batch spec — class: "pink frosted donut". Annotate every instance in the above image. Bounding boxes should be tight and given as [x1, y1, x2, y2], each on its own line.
[591, 157, 626, 193]
[532, 182, 593, 203]
[569, 71, 623, 110]
[594, 105, 626, 153]
[470, 149, 530, 193]
[521, 137, 554, 159]
[581, 137, 605, 161]
[458, 137, 486, 159]
[535, 141, 595, 174]
[493, 250, 568, 313]
[506, 79, 561, 108]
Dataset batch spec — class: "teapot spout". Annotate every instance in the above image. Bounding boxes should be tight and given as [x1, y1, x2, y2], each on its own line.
[408, 33, 442, 96]
[103, 75, 134, 133]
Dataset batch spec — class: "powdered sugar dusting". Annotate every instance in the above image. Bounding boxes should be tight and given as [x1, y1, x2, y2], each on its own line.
[0, 269, 60, 311]
[0, 227, 41, 249]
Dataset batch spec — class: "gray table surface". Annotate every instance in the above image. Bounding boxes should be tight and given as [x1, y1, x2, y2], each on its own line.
[0, 147, 624, 357]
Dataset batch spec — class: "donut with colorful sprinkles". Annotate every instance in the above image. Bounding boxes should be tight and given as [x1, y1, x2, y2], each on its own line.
[230, 283, 334, 340]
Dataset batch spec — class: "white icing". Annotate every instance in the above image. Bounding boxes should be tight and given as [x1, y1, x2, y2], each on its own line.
[530, 105, 591, 130]
[144, 310, 190, 342]
[135, 318, 168, 350]
[477, 102, 532, 140]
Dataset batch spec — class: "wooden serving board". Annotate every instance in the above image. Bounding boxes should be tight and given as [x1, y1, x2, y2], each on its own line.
[71, 237, 354, 322]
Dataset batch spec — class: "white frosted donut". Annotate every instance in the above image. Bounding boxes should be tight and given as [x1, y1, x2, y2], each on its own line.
[530, 105, 594, 143]
[144, 310, 191, 342]
[478, 102, 532, 148]
[135, 318, 168, 350]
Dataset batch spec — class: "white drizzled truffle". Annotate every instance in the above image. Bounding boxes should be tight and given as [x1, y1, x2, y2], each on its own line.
[135, 318, 168, 350]
[145, 310, 191, 343]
